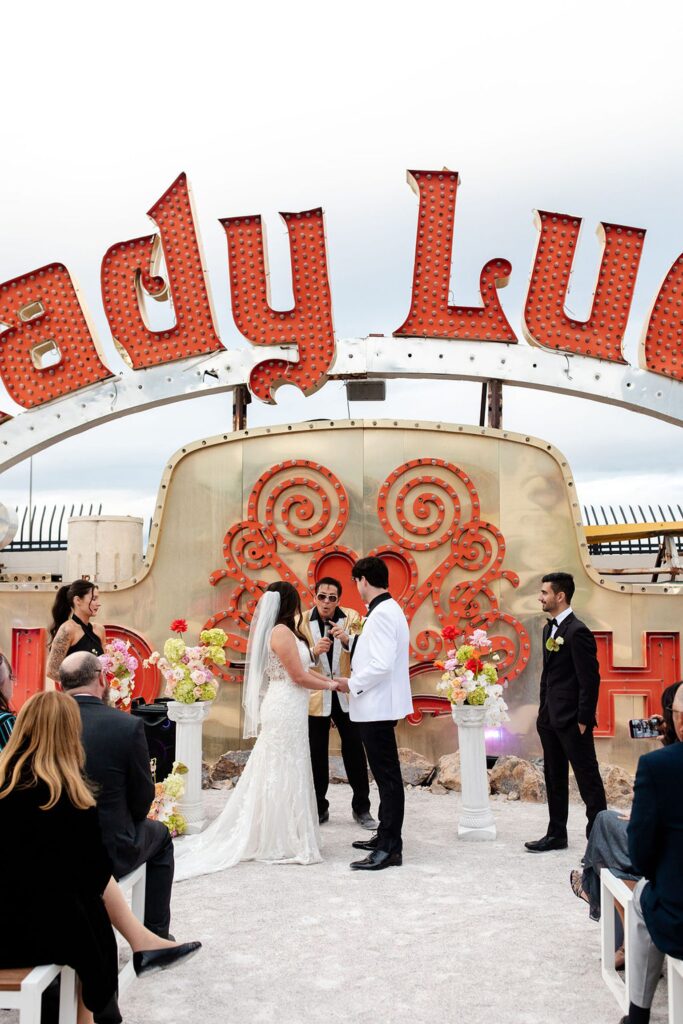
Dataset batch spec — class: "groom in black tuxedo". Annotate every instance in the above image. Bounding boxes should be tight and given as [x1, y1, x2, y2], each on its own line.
[525, 572, 606, 852]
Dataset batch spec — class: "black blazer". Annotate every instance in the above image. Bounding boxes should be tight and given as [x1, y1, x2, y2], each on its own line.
[628, 741, 683, 958]
[75, 695, 156, 876]
[538, 612, 600, 730]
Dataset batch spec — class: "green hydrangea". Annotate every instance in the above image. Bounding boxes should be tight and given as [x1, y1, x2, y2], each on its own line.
[200, 628, 228, 648]
[165, 812, 187, 837]
[163, 774, 185, 799]
[483, 663, 498, 684]
[173, 678, 196, 703]
[467, 685, 487, 706]
[164, 637, 186, 662]
[204, 645, 226, 665]
[456, 644, 476, 664]
[198, 681, 218, 702]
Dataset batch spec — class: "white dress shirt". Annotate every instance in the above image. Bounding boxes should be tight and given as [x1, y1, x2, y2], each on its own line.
[550, 606, 573, 637]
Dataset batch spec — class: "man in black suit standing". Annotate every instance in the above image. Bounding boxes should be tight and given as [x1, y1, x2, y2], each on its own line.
[60, 651, 174, 938]
[525, 571, 606, 852]
[619, 683, 683, 1024]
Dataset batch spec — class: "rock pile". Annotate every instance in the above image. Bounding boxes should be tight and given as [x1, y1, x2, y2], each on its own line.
[202, 750, 250, 789]
[201, 746, 635, 806]
[397, 748, 435, 786]
[489, 756, 546, 802]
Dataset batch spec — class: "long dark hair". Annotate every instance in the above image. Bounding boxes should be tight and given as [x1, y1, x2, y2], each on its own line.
[266, 581, 309, 647]
[0, 654, 13, 713]
[48, 580, 96, 644]
[661, 680, 682, 746]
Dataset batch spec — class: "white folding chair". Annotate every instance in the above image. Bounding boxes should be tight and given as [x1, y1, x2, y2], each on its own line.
[116, 863, 147, 993]
[0, 963, 77, 1023]
[600, 868, 634, 1013]
[668, 954, 683, 1024]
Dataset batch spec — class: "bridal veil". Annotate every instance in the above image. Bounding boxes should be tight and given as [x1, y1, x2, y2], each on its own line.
[242, 589, 280, 738]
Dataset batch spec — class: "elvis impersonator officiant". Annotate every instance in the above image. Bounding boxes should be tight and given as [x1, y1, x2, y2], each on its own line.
[336, 556, 413, 871]
[302, 577, 377, 830]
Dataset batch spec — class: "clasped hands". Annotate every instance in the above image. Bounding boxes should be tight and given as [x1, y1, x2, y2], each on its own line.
[331, 676, 350, 693]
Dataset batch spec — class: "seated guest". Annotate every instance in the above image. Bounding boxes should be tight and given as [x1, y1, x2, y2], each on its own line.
[619, 681, 683, 1024]
[0, 692, 201, 1024]
[569, 682, 681, 968]
[60, 651, 175, 939]
[0, 654, 15, 751]
[0, 691, 122, 1024]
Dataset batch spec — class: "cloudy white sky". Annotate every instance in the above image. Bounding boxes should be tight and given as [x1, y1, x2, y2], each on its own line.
[1, 0, 682, 530]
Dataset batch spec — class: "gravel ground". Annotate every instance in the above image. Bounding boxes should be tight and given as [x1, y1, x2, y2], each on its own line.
[116, 785, 668, 1024]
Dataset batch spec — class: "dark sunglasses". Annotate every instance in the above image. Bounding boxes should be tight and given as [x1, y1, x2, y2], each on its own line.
[316, 593, 338, 602]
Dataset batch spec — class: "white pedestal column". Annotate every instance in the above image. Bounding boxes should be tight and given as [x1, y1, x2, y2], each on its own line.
[452, 705, 496, 840]
[167, 700, 212, 834]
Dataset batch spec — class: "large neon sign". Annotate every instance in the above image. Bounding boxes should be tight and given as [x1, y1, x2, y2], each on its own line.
[1, 168, 682, 469]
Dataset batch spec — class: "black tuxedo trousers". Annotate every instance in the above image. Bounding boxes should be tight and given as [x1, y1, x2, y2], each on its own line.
[308, 692, 370, 816]
[357, 720, 404, 853]
[538, 720, 606, 839]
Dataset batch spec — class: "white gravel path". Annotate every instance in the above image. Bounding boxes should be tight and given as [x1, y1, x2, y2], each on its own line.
[116, 785, 668, 1024]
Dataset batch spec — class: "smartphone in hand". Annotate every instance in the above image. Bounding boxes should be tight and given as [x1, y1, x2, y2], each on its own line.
[628, 716, 663, 739]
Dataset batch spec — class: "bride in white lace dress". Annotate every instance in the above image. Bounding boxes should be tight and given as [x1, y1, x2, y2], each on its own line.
[174, 582, 342, 880]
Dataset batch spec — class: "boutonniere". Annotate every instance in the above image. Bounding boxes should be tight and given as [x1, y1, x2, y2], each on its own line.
[545, 636, 565, 653]
[349, 618, 366, 637]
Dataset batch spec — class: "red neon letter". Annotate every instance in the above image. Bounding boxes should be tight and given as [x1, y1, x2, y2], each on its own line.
[0, 263, 111, 409]
[221, 208, 336, 403]
[394, 170, 515, 342]
[641, 254, 683, 380]
[524, 212, 644, 362]
[101, 173, 223, 369]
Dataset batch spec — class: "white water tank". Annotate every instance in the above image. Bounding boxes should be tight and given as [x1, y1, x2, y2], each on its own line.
[67, 516, 143, 585]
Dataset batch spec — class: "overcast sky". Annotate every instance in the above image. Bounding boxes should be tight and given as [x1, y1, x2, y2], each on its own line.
[1, 0, 682, 529]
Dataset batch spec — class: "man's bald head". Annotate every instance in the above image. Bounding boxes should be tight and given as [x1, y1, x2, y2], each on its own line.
[59, 651, 103, 693]
[672, 682, 683, 743]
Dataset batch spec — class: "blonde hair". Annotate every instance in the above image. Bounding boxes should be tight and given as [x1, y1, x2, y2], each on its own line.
[0, 691, 95, 810]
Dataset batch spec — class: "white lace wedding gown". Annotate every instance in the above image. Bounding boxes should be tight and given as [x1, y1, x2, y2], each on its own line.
[173, 636, 322, 879]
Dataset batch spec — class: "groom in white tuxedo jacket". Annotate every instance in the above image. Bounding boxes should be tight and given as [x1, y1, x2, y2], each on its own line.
[337, 556, 413, 871]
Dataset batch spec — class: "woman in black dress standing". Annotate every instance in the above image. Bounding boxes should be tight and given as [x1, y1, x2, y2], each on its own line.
[0, 690, 120, 1023]
[46, 580, 106, 682]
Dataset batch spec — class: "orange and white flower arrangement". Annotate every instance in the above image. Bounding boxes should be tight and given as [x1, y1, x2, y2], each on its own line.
[435, 626, 509, 726]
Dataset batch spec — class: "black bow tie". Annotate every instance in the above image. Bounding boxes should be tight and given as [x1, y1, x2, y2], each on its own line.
[547, 618, 558, 627]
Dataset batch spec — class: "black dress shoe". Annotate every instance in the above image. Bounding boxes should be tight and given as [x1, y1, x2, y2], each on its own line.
[318, 809, 329, 824]
[352, 833, 379, 851]
[524, 835, 568, 852]
[133, 941, 202, 976]
[350, 849, 402, 870]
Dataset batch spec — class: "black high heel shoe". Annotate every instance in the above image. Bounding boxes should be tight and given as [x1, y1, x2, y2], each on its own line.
[133, 941, 202, 976]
